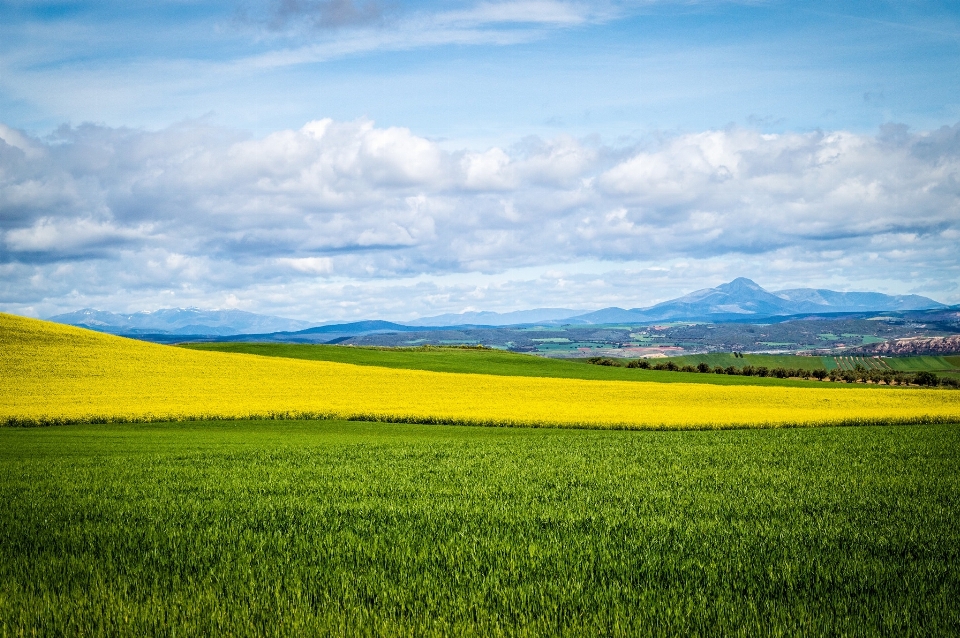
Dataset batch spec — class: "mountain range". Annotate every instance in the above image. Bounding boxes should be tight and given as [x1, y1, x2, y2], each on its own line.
[46, 308, 316, 336]
[568, 277, 944, 324]
[48, 278, 946, 340]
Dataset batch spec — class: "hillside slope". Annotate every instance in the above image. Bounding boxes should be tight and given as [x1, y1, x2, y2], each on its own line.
[2, 313, 958, 429]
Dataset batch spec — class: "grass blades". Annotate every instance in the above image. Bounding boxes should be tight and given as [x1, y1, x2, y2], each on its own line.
[1, 420, 958, 636]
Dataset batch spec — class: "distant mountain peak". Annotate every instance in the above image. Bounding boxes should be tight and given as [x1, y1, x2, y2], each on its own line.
[717, 277, 763, 292]
[567, 278, 944, 324]
[48, 278, 947, 339]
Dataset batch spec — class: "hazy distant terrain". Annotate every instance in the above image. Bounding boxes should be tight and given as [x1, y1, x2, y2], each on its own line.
[47, 308, 317, 336]
[337, 310, 960, 357]
[47, 278, 947, 342]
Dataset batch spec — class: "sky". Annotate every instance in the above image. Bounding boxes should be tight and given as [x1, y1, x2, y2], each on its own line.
[1, 0, 959, 321]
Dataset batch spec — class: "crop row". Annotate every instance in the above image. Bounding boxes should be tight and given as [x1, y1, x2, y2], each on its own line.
[834, 356, 889, 371]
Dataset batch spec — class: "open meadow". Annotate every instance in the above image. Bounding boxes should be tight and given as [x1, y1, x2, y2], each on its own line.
[1, 420, 958, 636]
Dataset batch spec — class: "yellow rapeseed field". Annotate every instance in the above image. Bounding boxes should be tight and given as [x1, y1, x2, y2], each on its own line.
[2, 313, 959, 429]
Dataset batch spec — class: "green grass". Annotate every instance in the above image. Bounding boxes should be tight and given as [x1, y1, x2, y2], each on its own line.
[181, 344, 871, 389]
[1, 420, 958, 636]
[833, 356, 889, 371]
[882, 356, 960, 372]
[670, 353, 829, 370]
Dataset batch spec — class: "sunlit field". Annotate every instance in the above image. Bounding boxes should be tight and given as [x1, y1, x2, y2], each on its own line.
[3, 314, 959, 430]
[1, 420, 958, 636]
[3, 313, 960, 635]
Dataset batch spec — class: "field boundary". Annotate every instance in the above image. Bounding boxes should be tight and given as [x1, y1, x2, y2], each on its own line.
[3, 410, 959, 432]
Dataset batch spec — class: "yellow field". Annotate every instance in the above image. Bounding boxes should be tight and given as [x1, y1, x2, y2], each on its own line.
[2, 313, 959, 429]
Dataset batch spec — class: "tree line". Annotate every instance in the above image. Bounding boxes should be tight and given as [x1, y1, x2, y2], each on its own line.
[586, 357, 958, 388]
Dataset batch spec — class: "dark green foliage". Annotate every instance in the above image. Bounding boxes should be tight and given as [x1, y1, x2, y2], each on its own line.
[651, 361, 679, 372]
[586, 356, 621, 366]
[622, 354, 952, 388]
[1, 421, 958, 636]
[915, 371, 940, 387]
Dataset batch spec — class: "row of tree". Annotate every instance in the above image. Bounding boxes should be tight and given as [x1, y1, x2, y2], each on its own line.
[587, 357, 958, 388]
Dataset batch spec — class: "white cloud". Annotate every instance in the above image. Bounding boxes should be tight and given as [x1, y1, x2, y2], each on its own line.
[1, 118, 958, 318]
[4, 218, 151, 255]
[276, 256, 334, 274]
[434, 1, 595, 27]
[0, 124, 44, 160]
[234, 0, 615, 70]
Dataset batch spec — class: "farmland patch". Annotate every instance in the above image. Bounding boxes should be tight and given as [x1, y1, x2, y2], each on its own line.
[1, 420, 957, 635]
[5, 313, 960, 429]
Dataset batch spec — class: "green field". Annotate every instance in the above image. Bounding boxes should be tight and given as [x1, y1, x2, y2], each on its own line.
[826, 355, 960, 381]
[669, 352, 830, 370]
[181, 344, 888, 388]
[883, 355, 960, 372]
[833, 356, 889, 371]
[1, 420, 958, 636]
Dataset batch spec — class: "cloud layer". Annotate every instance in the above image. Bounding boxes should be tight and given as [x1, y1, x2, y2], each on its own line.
[1, 118, 958, 319]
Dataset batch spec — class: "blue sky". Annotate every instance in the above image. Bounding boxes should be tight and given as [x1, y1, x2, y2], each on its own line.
[1, 0, 959, 320]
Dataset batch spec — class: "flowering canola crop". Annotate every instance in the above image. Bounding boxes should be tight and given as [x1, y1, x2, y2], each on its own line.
[2, 313, 958, 429]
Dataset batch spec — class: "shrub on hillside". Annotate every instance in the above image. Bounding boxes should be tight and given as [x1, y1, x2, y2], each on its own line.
[914, 371, 939, 387]
[653, 361, 679, 372]
[588, 357, 620, 367]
